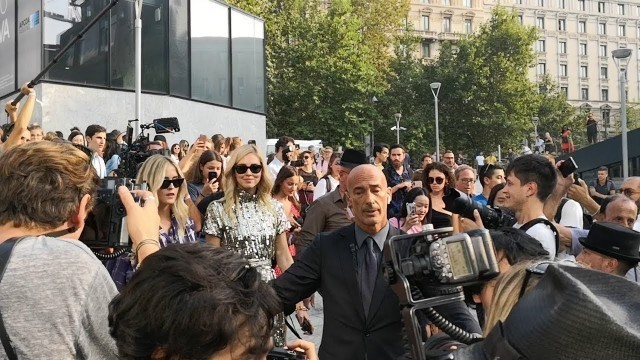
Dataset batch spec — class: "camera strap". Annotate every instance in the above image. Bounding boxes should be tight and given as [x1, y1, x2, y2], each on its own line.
[0, 237, 26, 360]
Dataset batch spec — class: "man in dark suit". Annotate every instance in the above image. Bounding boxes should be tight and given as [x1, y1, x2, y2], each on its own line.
[273, 164, 405, 359]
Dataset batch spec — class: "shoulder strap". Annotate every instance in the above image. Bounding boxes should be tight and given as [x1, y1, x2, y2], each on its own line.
[554, 198, 569, 223]
[0, 237, 22, 360]
[325, 176, 332, 192]
[520, 219, 559, 256]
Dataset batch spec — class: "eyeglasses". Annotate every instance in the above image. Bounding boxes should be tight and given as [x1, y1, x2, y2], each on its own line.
[621, 188, 640, 197]
[160, 178, 185, 189]
[427, 177, 445, 185]
[458, 178, 475, 184]
[234, 164, 263, 174]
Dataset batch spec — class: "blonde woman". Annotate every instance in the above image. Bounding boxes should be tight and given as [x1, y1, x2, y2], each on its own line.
[202, 144, 308, 347]
[137, 155, 197, 246]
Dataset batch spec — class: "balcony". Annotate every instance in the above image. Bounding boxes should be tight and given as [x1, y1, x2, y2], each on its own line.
[439, 32, 464, 41]
[413, 30, 439, 40]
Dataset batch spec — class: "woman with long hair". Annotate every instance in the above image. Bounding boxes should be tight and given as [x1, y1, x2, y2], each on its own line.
[313, 152, 341, 199]
[170, 143, 181, 163]
[202, 144, 309, 347]
[297, 150, 318, 215]
[271, 165, 302, 276]
[137, 155, 197, 246]
[178, 139, 189, 161]
[186, 150, 224, 204]
[422, 162, 458, 229]
[389, 187, 433, 234]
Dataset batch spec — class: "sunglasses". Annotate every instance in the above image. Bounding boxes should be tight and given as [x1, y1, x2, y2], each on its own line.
[234, 164, 263, 174]
[303, 156, 312, 160]
[160, 178, 185, 189]
[427, 176, 445, 185]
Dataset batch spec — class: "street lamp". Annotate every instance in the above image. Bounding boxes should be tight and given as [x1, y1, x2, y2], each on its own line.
[612, 48, 632, 179]
[430, 82, 441, 161]
[391, 113, 405, 144]
[370, 96, 378, 157]
[531, 116, 539, 137]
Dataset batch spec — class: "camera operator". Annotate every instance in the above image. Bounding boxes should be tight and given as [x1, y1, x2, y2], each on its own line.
[0, 141, 160, 358]
[0, 84, 36, 154]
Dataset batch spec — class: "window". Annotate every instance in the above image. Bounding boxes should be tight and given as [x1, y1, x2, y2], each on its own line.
[558, 19, 566, 31]
[537, 17, 545, 29]
[579, 43, 587, 55]
[464, 19, 473, 34]
[463, 0, 472, 7]
[580, 65, 588, 78]
[443, 17, 452, 32]
[581, 87, 589, 100]
[598, 23, 607, 35]
[559, 0, 566, 9]
[598, 2, 605, 13]
[560, 64, 568, 76]
[537, 63, 546, 75]
[538, 0, 544, 6]
[444, 0, 451, 5]
[515, 0, 523, 4]
[618, 4, 625, 15]
[231, 10, 266, 112]
[536, 39, 546, 52]
[422, 42, 431, 58]
[601, 89, 609, 101]
[561, 87, 568, 96]
[599, 44, 607, 57]
[518, 15, 524, 24]
[600, 66, 608, 79]
[558, 41, 567, 53]
[422, 15, 430, 30]
[579, 21, 586, 33]
[579, 0, 586, 11]
[618, 24, 626, 36]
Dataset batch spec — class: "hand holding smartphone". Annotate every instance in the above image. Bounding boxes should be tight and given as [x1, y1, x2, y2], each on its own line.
[208, 171, 218, 182]
[558, 157, 578, 178]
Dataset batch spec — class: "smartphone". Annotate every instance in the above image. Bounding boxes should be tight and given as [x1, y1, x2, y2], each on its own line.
[208, 171, 218, 182]
[406, 202, 416, 216]
[573, 173, 580, 185]
[412, 180, 422, 189]
[559, 157, 578, 178]
[248, 139, 256, 145]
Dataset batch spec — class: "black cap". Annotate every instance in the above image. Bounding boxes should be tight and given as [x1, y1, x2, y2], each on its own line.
[579, 222, 640, 262]
[154, 134, 167, 143]
[337, 148, 368, 169]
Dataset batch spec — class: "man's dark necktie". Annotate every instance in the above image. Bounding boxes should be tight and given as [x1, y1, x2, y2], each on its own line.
[361, 237, 380, 317]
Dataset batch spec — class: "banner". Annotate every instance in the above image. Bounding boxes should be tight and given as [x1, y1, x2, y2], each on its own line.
[0, 0, 16, 97]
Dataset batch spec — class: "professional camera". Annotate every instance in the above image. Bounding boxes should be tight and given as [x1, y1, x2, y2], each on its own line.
[442, 188, 516, 229]
[382, 228, 500, 360]
[79, 178, 147, 258]
[116, 117, 180, 178]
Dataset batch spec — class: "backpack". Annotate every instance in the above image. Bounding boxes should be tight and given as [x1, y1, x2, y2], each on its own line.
[553, 197, 594, 230]
[519, 218, 559, 256]
[321, 174, 333, 193]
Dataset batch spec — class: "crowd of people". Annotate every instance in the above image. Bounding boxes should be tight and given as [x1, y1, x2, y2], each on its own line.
[0, 84, 639, 360]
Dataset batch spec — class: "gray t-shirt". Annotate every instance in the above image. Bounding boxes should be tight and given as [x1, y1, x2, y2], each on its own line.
[0, 236, 118, 359]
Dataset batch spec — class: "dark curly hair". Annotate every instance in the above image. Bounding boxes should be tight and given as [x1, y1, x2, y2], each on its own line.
[108, 244, 281, 359]
[421, 162, 455, 191]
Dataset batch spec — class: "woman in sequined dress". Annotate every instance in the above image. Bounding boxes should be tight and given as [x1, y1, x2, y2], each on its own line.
[202, 144, 309, 347]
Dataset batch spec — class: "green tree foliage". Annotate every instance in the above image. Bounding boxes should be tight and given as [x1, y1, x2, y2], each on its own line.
[227, 0, 409, 148]
[423, 6, 540, 154]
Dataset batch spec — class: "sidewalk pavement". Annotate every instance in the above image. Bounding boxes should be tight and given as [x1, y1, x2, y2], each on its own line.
[286, 293, 324, 352]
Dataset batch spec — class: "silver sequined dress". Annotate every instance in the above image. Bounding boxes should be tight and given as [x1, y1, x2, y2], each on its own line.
[202, 190, 290, 346]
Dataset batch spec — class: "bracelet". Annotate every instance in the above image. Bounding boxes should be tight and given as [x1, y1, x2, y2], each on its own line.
[295, 306, 308, 311]
[134, 239, 160, 254]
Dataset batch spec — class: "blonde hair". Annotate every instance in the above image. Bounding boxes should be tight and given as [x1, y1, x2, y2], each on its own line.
[223, 144, 274, 221]
[136, 155, 190, 237]
[484, 260, 542, 335]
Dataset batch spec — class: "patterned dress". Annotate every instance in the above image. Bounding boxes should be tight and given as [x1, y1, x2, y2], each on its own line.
[202, 190, 289, 346]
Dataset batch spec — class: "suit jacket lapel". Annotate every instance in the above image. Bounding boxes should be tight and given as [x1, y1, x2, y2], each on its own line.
[337, 223, 366, 323]
[366, 226, 402, 324]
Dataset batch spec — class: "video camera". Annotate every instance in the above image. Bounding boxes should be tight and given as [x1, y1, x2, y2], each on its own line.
[442, 189, 516, 229]
[79, 178, 147, 258]
[382, 228, 500, 360]
[116, 117, 180, 179]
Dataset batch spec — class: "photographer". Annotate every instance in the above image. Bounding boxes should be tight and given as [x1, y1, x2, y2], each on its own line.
[0, 141, 160, 358]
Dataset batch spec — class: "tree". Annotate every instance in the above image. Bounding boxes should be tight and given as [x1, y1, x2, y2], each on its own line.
[424, 6, 540, 155]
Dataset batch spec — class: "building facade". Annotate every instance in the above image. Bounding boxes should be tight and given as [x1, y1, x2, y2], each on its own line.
[0, 0, 267, 147]
[408, 0, 640, 138]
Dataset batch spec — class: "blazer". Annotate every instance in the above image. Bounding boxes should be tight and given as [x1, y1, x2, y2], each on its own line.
[273, 223, 405, 360]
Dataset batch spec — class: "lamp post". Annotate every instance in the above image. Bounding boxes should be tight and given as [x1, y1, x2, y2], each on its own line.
[612, 48, 633, 179]
[392, 113, 403, 144]
[430, 82, 441, 161]
[531, 116, 539, 138]
[371, 96, 378, 156]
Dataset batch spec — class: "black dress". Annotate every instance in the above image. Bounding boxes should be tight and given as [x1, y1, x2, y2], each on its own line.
[431, 209, 452, 229]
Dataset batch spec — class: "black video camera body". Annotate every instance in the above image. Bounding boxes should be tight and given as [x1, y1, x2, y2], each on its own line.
[267, 347, 306, 359]
[442, 188, 516, 229]
[79, 178, 147, 250]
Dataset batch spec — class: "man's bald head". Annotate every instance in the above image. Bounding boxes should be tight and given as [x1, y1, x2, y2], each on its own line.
[604, 195, 638, 229]
[347, 164, 388, 192]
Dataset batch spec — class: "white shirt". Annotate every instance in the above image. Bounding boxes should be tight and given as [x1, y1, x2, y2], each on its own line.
[91, 153, 106, 179]
[316, 158, 330, 176]
[634, 215, 640, 232]
[268, 156, 284, 181]
[313, 176, 340, 200]
[535, 138, 545, 152]
[513, 216, 556, 259]
[559, 199, 584, 229]
[475, 155, 485, 166]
